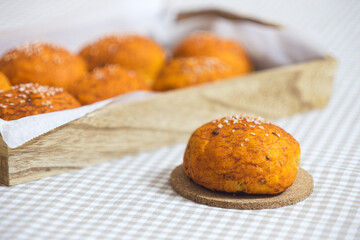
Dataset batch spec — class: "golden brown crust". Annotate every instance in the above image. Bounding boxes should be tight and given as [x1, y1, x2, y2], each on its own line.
[0, 42, 87, 91]
[0, 72, 11, 91]
[0, 83, 81, 121]
[69, 64, 149, 105]
[183, 115, 301, 194]
[174, 32, 253, 75]
[153, 56, 237, 91]
[79, 34, 166, 86]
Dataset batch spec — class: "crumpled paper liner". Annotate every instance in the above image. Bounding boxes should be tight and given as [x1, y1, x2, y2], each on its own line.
[0, 91, 153, 148]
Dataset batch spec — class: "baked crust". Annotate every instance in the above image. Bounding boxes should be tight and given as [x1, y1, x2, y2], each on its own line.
[184, 115, 300, 194]
[79, 34, 166, 86]
[153, 56, 237, 91]
[0, 72, 11, 91]
[69, 64, 149, 105]
[0, 83, 81, 121]
[0, 42, 87, 91]
[174, 32, 253, 75]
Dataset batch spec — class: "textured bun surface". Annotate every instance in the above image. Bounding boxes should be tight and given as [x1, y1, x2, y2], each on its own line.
[0, 71, 11, 91]
[0, 42, 87, 90]
[0, 83, 81, 121]
[153, 56, 237, 91]
[184, 115, 301, 194]
[174, 32, 253, 75]
[69, 64, 149, 105]
[79, 34, 165, 86]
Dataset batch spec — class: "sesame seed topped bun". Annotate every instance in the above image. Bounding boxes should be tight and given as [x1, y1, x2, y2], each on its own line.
[0, 42, 87, 91]
[174, 32, 253, 75]
[79, 34, 166, 86]
[69, 64, 149, 105]
[0, 83, 81, 121]
[184, 115, 301, 194]
[153, 56, 237, 91]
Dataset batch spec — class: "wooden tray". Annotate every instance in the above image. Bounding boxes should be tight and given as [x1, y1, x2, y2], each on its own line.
[0, 56, 336, 186]
[0, 9, 337, 185]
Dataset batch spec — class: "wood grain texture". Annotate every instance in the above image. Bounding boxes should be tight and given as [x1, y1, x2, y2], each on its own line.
[0, 57, 336, 186]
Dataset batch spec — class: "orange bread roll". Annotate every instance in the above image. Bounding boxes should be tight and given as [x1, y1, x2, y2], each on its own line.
[0, 72, 11, 91]
[0, 42, 87, 91]
[174, 32, 252, 75]
[153, 56, 237, 91]
[69, 64, 149, 105]
[79, 34, 166, 86]
[0, 83, 81, 121]
[184, 115, 301, 194]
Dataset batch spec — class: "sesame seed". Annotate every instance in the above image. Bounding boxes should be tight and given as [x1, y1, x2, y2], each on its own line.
[240, 143, 244, 147]
[214, 115, 271, 130]
[232, 130, 235, 132]
[245, 138, 249, 142]
[128, 71, 136, 77]
[108, 43, 119, 53]
[251, 133, 255, 136]
[265, 133, 269, 136]
[53, 56, 61, 64]
[93, 70, 106, 80]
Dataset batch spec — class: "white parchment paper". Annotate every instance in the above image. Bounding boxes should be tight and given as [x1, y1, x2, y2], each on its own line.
[0, 7, 326, 148]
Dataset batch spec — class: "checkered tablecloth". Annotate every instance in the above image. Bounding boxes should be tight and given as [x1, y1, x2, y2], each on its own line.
[1, 0, 359, 239]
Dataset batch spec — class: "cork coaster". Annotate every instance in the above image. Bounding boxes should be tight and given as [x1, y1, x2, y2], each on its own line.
[170, 165, 313, 210]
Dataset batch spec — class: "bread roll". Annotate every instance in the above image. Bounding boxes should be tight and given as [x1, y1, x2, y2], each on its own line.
[0, 42, 87, 91]
[153, 56, 237, 91]
[79, 34, 166, 86]
[174, 32, 252, 75]
[69, 64, 149, 105]
[184, 115, 300, 194]
[0, 83, 81, 121]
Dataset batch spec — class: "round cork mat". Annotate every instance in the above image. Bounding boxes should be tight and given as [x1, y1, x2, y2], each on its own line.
[170, 165, 313, 210]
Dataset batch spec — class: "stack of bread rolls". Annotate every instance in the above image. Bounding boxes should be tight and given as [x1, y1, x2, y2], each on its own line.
[154, 32, 252, 91]
[0, 32, 252, 120]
